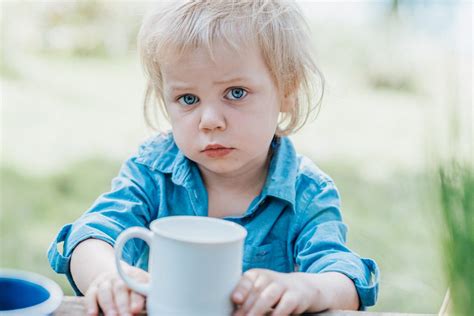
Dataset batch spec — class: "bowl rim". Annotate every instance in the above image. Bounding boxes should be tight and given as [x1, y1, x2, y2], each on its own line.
[0, 268, 63, 315]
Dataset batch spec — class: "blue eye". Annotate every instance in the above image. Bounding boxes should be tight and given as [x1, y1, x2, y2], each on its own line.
[226, 88, 247, 100]
[178, 94, 199, 106]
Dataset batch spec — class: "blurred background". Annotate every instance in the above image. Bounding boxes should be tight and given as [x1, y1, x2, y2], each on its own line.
[1, 0, 472, 313]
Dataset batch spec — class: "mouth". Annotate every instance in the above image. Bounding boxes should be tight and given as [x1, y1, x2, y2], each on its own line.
[202, 144, 234, 158]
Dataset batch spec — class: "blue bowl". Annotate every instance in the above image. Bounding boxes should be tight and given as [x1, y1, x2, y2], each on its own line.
[0, 269, 63, 315]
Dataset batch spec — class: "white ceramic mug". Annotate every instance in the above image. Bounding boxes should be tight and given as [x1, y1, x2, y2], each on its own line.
[114, 216, 247, 316]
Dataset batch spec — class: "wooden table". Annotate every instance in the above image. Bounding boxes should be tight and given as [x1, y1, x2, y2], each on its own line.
[54, 296, 436, 316]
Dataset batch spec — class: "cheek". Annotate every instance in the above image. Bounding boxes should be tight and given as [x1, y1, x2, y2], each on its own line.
[173, 130, 197, 160]
[241, 106, 279, 134]
[168, 107, 194, 132]
[168, 116, 196, 153]
[234, 112, 278, 149]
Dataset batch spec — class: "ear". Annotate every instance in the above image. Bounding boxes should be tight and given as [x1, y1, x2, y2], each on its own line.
[280, 92, 296, 113]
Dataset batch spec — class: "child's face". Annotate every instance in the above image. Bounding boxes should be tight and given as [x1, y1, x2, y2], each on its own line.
[162, 42, 287, 176]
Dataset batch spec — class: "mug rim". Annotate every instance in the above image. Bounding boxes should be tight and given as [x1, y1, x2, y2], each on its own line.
[150, 216, 247, 244]
[0, 268, 63, 315]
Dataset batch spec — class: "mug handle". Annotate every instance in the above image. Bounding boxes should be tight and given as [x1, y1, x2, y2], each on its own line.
[114, 227, 153, 296]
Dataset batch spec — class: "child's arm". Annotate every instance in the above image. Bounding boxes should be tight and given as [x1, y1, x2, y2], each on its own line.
[70, 238, 116, 294]
[71, 238, 149, 316]
[233, 179, 379, 315]
[232, 269, 358, 315]
[47, 145, 162, 313]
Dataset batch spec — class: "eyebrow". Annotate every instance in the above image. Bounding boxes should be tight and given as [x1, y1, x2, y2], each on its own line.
[168, 83, 196, 91]
[168, 77, 251, 91]
[212, 77, 250, 85]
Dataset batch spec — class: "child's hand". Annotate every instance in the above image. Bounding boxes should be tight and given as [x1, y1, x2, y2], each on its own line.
[231, 269, 315, 316]
[85, 265, 149, 316]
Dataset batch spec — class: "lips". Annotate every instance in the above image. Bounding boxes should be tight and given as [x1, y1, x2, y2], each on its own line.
[202, 144, 234, 158]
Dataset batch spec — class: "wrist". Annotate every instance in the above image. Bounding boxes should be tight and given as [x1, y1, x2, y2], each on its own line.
[299, 272, 359, 311]
[292, 272, 332, 312]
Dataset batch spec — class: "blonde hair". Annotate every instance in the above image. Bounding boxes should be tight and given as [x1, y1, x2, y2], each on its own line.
[137, 0, 324, 136]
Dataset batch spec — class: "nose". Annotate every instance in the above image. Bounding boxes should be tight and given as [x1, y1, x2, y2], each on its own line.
[198, 103, 226, 132]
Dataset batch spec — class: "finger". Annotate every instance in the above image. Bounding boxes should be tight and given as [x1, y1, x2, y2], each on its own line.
[233, 308, 245, 316]
[271, 292, 299, 316]
[232, 276, 254, 305]
[233, 269, 264, 311]
[126, 265, 150, 283]
[242, 269, 262, 283]
[130, 291, 145, 314]
[85, 285, 99, 316]
[97, 280, 118, 315]
[241, 274, 272, 313]
[248, 282, 285, 316]
[112, 279, 131, 316]
[253, 273, 271, 293]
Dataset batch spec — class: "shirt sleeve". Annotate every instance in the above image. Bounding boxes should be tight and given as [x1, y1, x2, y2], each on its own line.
[294, 180, 379, 309]
[47, 156, 159, 295]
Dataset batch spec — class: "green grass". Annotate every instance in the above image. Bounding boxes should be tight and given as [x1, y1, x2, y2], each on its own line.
[439, 162, 474, 315]
[323, 162, 446, 313]
[0, 159, 446, 312]
[0, 159, 121, 295]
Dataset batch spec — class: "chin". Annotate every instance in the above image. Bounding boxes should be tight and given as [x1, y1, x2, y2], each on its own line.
[199, 160, 241, 174]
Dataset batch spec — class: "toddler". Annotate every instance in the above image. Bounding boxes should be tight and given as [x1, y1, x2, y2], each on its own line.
[48, 1, 379, 315]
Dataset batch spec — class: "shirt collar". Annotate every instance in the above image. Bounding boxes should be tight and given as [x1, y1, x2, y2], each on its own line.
[261, 136, 297, 211]
[135, 132, 194, 187]
[136, 133, 298, 210]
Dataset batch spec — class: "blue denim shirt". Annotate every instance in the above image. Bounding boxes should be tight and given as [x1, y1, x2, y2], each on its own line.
[48, 133, 379, 308]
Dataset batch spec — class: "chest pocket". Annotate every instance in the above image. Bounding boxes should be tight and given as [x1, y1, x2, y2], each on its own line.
[243, 241, 289, 272]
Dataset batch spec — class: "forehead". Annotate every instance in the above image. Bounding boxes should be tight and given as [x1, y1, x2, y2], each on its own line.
[161, 42, 272, 86]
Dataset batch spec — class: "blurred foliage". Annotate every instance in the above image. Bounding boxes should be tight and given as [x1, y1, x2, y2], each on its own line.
[439, 162, 474, 315]
[39, 1, 140, 58]
[326, 161, 445, 313]
[0, 159, 121, 294]
[3, 0, 142, 59]
[0, 61, 20, 80]
[0, 49, 21, 80]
